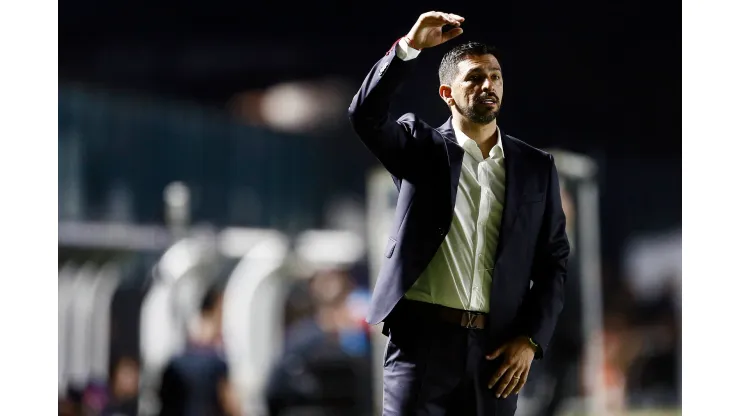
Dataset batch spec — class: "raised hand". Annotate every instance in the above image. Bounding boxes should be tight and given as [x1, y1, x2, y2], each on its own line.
[405, 11, 465, 50]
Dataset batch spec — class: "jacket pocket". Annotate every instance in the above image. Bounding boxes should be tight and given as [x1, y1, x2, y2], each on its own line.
[521, 192, 544, 204]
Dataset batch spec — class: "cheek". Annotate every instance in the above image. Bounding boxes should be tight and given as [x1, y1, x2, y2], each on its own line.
[457, 89, 474, 103]
[451, 91, 465, 105]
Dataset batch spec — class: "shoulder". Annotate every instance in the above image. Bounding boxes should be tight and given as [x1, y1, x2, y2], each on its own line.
[396, 112, 434, 134]
[506, 134, 555, 165]
[397, 112, 453, 148]
[395, 112, 450, 154]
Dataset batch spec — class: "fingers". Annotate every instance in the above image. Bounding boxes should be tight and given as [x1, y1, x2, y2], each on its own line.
[485, 346, 504, 361]
[442, 13, 464, 26]
[502, 369, 523, 398]
[487, 351, 531, 398]
[487, 358, 510, 389]
[512, 369, 529, 396]
[442, 27, 464, 42]
[494, 367, 517, 398]
[422, 11, 465, 26]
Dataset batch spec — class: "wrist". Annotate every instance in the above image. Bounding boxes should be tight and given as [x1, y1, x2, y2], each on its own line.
[515, 335, 537, 353]
[525, 336, 544, 359]
[404, 35, 421, 50]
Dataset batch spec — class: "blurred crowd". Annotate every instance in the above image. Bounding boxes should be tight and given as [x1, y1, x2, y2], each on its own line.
[58, 229, 680, 416]
[58, 242, 376, 416]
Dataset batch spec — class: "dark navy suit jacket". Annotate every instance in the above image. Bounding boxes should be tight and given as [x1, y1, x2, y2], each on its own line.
[348, 46, 570, 358]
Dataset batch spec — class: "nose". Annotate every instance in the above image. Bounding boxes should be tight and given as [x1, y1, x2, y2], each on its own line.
[481, 77, 494, 92]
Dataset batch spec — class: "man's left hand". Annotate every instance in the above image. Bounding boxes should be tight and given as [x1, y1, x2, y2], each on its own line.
[485, 336, 536, 398]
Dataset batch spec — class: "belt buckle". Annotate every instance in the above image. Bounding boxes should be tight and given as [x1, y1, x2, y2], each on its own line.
[462, 311, 481, 329]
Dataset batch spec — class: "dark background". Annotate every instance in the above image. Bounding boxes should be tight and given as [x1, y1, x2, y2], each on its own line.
[59, 0, 681, 276]
[60, 1, 680, 150]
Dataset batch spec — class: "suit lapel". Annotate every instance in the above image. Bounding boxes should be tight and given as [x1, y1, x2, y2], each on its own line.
[495, 134, 527, 262]
[437, 118, 464, 211]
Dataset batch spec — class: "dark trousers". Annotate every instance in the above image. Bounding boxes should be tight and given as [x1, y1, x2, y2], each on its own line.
[381, 301, 519, 416]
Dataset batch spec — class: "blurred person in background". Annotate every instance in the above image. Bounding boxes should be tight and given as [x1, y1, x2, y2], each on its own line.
[584, 312, 641, 414]
[625, 276, 680, 407]
[265, 269, 372, 416]
[59, 388, 83, 416]
[276, 270, 359, 357]
[310, 269, 371, 357]
[158, 283, 241, 416]
[348, 10, 569, 416]
[101, 356, 140, 416]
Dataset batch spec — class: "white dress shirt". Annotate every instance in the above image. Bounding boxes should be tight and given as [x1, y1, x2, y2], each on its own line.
[396, 38, 507, 313]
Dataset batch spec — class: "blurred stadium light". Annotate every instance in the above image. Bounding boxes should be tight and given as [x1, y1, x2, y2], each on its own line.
[256, 78, 352, 133]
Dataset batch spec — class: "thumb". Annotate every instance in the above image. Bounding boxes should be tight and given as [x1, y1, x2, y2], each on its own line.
[442, 27, 464, 42]
[486, 346, 504, 360]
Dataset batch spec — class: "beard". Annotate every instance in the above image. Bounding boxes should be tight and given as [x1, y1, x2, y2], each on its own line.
[460, 95, 501, 124]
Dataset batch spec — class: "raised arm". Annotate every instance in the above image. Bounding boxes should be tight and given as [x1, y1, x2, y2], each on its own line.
[347, 11, 464, 178]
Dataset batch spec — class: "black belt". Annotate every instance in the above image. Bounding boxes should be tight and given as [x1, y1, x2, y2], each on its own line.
[401, 299, 487, 330]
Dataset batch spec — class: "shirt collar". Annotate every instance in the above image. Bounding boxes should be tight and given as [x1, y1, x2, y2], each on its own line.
[453, 126, 505, 159]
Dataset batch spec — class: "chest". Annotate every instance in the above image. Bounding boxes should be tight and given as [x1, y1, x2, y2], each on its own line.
[454, 153, 506, 215]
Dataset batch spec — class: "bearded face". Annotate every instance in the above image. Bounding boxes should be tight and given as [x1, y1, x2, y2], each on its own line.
[449, 54, 503, 125]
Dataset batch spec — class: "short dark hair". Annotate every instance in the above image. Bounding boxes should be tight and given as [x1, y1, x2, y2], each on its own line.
[200, 283, 224, 314]
[438, 41, 501, 85]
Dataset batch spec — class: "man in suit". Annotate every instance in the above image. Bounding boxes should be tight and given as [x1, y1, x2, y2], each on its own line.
[348, 11, 570, 416]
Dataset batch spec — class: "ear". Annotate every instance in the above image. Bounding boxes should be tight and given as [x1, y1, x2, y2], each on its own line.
[439, 84, 454, 107]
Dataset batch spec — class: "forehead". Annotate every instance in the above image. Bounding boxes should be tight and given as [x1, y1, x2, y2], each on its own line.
[456, 54, 502, 76]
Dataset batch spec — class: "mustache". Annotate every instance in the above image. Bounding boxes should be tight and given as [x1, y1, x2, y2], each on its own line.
[476, 93, 500, 103]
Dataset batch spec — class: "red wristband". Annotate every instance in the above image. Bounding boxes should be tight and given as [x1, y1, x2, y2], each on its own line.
[404, 36, 420, 50]
[386, 37, 405, 56]
[386, 36, 422, 56]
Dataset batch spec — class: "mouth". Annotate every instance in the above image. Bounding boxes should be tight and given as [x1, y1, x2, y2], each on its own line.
[477, 98, 498, 107]
[476, 95, 499, 105]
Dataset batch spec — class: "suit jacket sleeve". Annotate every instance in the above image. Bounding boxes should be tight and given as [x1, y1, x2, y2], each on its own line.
[522, 155, 571, 359]
[347, 45, 421, 179]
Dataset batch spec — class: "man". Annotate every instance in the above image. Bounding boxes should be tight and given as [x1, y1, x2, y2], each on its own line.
[158, 284, 240, 416]
[101, 356, 140, 415]
[265, 270, 373, 416]
[348, 11, 570, 416]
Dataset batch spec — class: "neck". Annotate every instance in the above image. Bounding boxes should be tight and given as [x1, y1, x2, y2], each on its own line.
[452, 115, 500, 156]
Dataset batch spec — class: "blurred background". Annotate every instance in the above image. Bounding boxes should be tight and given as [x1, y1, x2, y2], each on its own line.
[58, 1, 680, 415]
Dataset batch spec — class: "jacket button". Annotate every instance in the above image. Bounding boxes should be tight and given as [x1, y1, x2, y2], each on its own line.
[379, 62, 389, 77]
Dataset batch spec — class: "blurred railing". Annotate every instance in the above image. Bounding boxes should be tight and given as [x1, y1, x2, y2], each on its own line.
[59, 222, 370, 416]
